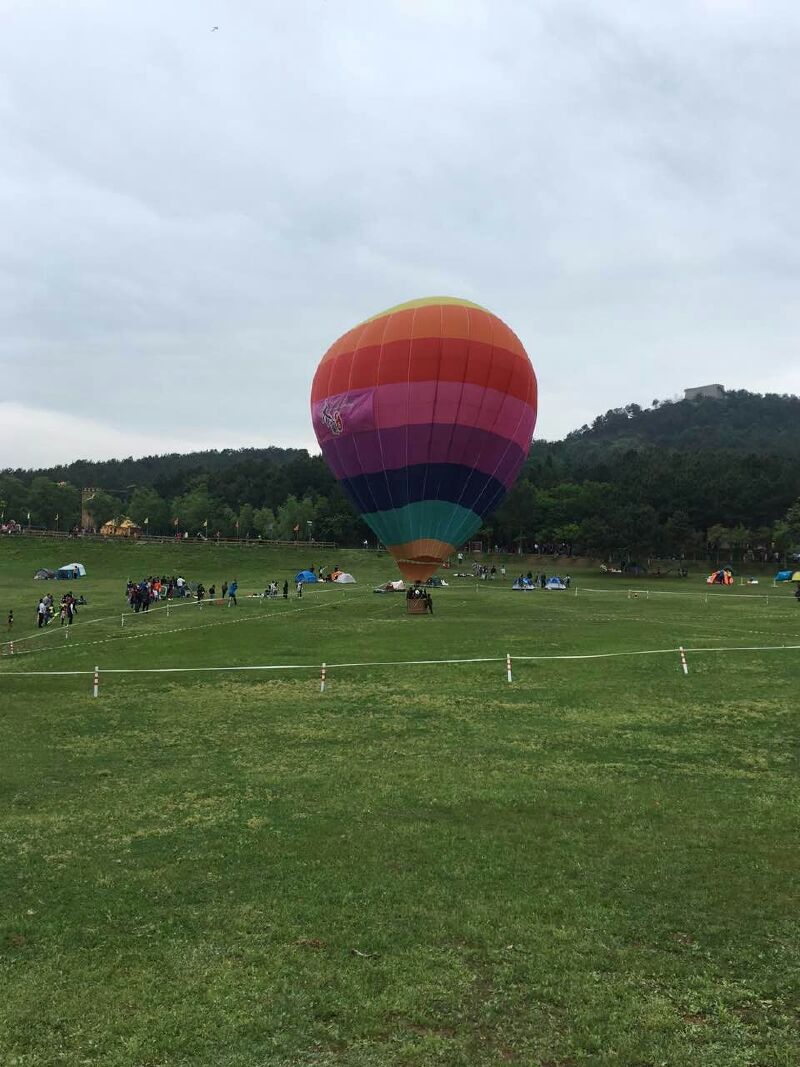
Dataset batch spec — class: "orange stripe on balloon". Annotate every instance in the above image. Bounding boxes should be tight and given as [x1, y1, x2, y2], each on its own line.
[319, 302, 528, 366]
[389, 539, 456, 563]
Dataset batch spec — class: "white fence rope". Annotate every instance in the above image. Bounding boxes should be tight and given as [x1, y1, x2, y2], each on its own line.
[2, 587, 374, 660]
[0, 642, 798, 680]
[2, 584, 357, 652]
[575, 586, 789, 602]
[1, 592, 206, 651]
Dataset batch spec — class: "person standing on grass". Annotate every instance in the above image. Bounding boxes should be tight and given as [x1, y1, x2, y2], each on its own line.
[227, 580, 238, 606]
[37, 598, 46, 628]
[283, 580, 289, 599]
[7, 608, 13, 632]
[296, 579, 303, 598]
[222, 580, 228, 601]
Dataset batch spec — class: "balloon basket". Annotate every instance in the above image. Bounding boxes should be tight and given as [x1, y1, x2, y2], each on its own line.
[406, 597, 430, 616]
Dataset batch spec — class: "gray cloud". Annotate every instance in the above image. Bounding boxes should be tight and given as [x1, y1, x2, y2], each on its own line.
[1, 0, 799, 466]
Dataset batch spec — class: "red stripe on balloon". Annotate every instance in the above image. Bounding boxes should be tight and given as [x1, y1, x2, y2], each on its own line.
[311, 337, 534, 406]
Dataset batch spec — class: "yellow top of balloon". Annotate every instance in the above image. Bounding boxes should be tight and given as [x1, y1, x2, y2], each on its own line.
[358, 295, 490, 325]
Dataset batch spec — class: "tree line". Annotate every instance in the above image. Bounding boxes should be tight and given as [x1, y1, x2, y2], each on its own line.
[2, 392, 799, 562]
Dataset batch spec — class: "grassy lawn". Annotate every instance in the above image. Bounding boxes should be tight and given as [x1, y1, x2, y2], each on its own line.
[1, 538, 798, 1065]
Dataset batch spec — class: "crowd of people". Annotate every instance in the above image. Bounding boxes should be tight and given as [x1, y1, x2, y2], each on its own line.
[35, 591, 82, 627]
[263, 580, 290, 599]
[126, 575, 246, 610]
[125, 575, 191, 611]
[472, 563, 505, 580]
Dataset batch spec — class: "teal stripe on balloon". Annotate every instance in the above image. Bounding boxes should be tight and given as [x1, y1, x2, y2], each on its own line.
[362, 500, 482, 550]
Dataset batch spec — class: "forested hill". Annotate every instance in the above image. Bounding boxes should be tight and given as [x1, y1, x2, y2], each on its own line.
[4, 447, 307, 497]
[2, 389, 799, 559]
[7, 389, 796, 491]
[562, 390, 800, 456]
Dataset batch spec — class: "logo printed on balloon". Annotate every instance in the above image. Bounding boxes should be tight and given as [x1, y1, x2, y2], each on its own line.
[320, 401, 343, 436]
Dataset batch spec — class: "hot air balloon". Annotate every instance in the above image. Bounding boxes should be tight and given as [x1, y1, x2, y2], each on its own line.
[311, 296, 538, 581]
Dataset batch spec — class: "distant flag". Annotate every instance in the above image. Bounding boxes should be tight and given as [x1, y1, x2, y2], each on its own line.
[144, 517, 149, 526]
[203, 518, 208, 529]
[55, 513, 59, 522]
[293, 523, 300, 533]
[173, 517, 179, 527]
[235, 519, 239, 529]
[27, 511, 30, 522]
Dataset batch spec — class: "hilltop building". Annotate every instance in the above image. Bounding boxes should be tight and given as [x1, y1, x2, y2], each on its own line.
[684, 384, 724, 401]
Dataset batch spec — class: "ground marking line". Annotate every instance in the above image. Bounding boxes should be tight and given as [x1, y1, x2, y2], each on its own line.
[1, 643, 798, 678]
[2, 585, 363, 650]
[0, 593, 211, 650]
[0, 589, 375, 662]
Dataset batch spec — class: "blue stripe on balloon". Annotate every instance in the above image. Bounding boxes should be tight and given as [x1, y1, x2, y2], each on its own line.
[340, 463, 508, 518]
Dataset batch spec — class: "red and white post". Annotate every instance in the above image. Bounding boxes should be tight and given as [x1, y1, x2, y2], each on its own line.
[506, 652, 512, 684]
[93, 665, 99, 698]
[320, 662, 326, 693]
[678, 646, 689, 675]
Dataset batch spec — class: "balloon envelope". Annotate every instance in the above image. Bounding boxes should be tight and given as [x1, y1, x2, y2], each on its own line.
[311, 296, 537, 580]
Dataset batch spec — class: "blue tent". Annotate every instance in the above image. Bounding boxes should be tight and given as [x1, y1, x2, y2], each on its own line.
[545, 577, 567, 590]
[775, 570, 793, 582]
[57, 562, 86, 580]
[295, 570, 317, 583]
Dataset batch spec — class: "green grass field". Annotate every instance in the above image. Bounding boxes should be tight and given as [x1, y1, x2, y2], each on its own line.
[1, 538, 798, 1066]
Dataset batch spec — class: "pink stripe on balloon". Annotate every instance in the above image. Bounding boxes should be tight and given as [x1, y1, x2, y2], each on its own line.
[312, 381, 535, 453]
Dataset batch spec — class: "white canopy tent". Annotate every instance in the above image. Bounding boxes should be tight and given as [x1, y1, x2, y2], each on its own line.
[58, 562, 86, 579]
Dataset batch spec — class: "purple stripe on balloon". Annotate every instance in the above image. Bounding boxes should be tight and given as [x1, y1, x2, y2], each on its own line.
[320, 425, 527, 487]
[312, 381, 536, 453]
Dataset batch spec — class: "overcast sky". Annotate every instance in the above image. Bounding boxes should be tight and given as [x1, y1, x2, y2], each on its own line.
[1, 0, 799, 468]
